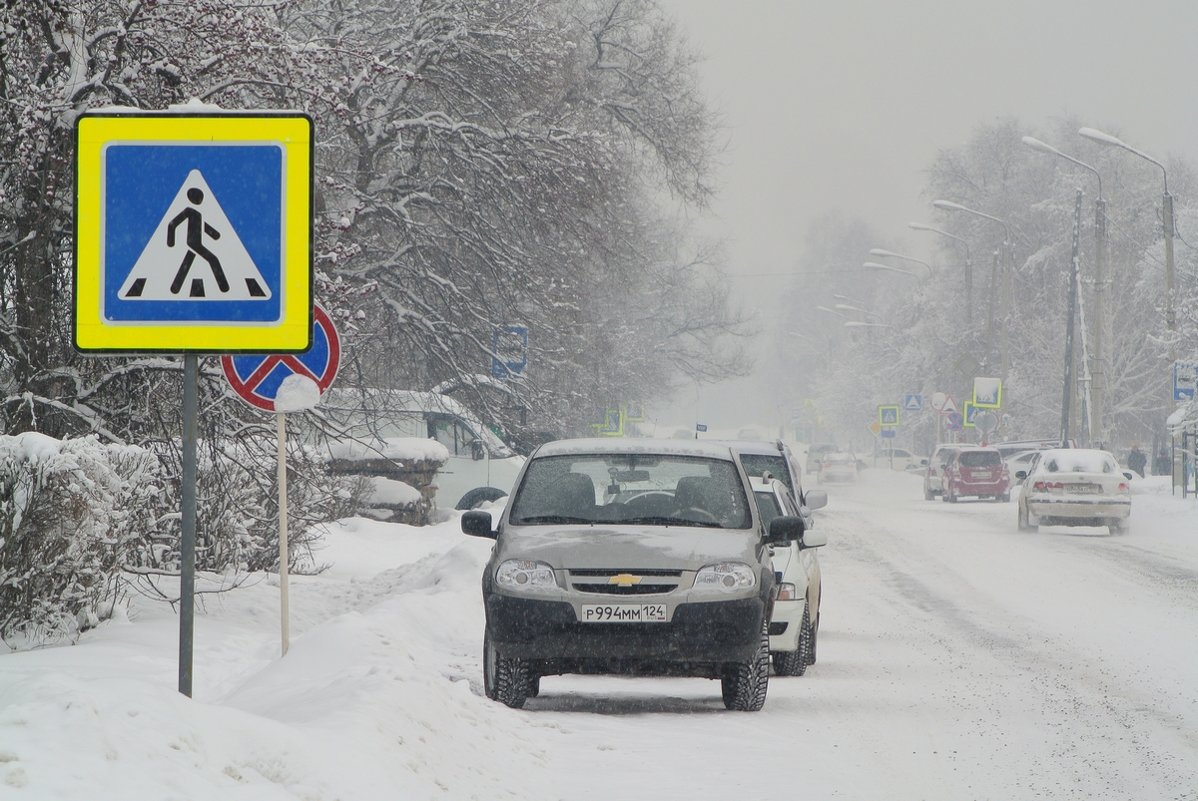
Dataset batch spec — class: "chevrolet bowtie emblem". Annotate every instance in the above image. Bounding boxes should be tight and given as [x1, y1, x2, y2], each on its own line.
[608, 573, 642, 587]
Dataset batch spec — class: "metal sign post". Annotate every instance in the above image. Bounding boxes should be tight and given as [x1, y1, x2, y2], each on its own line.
[178, 354, 198, 697]
[222, 305, 341, 657]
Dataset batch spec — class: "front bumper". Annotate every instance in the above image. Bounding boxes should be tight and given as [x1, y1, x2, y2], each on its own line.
[768, 598, 803, 652]
[485, 593, 767, 670]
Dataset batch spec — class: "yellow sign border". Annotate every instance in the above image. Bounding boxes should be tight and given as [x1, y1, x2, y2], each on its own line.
[74, 113, 313, 352]
[878, 404, 901, 427]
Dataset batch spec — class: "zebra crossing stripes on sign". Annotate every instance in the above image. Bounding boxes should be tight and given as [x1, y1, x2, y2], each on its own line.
[903, 393, 923, 412]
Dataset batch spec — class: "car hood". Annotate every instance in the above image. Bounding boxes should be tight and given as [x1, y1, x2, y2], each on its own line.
[498, 525, 762, 571]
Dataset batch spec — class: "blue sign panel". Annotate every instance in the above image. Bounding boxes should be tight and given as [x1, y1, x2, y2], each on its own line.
[1174, 361, 1197, 401]
[880, 428, 897, 439]
[222, 307, 340, 412]
[903, 393, 924, 412]
[491, 325, 529, 379]
[103, 144, 284, 324]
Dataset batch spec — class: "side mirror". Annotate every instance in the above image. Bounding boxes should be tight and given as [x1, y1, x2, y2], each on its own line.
[1122, 471, 1135, 481]
[766, 514, 805, 544]
[803, 488, 828, 511]
[1015, 470, 1027, 480]
[461, 510, 496, 539]
[470, 440, 485, 461]
[799, 529, 827, 549]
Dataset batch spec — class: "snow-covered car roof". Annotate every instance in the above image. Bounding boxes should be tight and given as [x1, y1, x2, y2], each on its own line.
[534, 437, 737, 460]
[1033, 448, 1120, 474]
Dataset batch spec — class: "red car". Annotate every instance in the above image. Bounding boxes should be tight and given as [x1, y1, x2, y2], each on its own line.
[941, 446, 1010, 502]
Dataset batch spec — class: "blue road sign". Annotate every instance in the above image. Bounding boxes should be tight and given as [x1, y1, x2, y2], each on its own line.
[1174, 361, 1198, 401]
[945, 411, 963, 431]
[491, 325, 529, 379]
[903, 393, 924, 412]
[880, 428, 897, 439]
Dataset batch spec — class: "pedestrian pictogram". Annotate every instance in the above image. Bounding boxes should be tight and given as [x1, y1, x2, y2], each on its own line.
[222, 306, 340, 412]
[74, 111, 313, 353]
[878, 405, 900, 427]
[119, 170, 272, 302]
[903, 393, 924, 412]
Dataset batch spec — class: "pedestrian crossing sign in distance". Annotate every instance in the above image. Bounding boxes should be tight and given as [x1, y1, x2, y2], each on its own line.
[74, 112, 313, 352]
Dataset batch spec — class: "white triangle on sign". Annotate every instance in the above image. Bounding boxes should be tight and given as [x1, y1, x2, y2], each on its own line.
[118, 169, 273, 301]
[941, 397, 959, 415]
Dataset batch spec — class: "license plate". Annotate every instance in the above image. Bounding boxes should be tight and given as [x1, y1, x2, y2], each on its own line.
[1068, 483, 1101, 494]
[580, 604, 668, 623]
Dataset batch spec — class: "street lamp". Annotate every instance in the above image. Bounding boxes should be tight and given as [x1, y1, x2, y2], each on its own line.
[1078, 126, 1175, 349]
[932, 199, 1015, 380]
[1022, 135, 1108, 448]
[863, 261, 917, 278]
[868, 248, 932, 275]
[909, 222, 973, 320]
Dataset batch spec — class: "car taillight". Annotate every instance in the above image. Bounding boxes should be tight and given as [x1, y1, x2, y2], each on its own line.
[1033, 481, 1064, 491]
[1118, 482, 1130, 492]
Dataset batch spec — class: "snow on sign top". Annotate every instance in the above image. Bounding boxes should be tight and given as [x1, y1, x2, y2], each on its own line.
[73, 111, 313, 353]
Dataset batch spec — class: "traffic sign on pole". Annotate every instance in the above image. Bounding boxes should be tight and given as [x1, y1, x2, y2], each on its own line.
[878, 405, 901, 426]
[903, 393, 924, 412]
[222, 306, 341, 412]
[74, 111, 313, 352]
[491, 324, 529, 379]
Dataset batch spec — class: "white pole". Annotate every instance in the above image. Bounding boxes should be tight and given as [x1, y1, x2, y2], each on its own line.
[277, 411, 290, 656]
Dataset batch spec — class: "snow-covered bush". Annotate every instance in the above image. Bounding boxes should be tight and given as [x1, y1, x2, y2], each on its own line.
[0, 434, 169, 645]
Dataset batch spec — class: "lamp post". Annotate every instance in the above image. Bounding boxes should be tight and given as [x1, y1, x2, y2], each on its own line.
[1078, 127, 1175, 353]
[863, 260, 918, 278]
[869, 248, 932, 275]
[909, 222, 973, 327]
[932, 199, 1015, 381]
[1022, 135, 1108, 448]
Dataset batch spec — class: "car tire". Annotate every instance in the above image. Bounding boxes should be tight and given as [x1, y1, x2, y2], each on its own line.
[772, 649, 805, 677]
[924, 486, 934, 501]
[527, 674, 541, 698]
[1109, 519, 1129, 535]
[722, 616, 770, 711]
[946, 487, 958, 503]
[801, 602, 817, 666]
[999, 493, 1011, 503]
[486, 632, 531, 709]
[456, 487, 508, 511]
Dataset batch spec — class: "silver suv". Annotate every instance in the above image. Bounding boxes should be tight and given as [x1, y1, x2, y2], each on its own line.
[462, 438, 808, 711]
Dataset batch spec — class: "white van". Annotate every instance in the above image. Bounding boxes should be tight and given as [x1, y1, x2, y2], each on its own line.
[319, 389, 525, 510]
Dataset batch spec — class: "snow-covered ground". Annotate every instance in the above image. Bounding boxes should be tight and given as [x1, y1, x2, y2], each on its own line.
[2, 471, 1196, 800]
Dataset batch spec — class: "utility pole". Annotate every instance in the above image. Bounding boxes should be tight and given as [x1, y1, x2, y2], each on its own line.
[1061, 190, 1082, 445]
[1092, 198, 1108, 447]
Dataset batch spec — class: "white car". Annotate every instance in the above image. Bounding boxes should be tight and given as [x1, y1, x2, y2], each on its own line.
[819, 451, 858, 483]
[1003, 449, 1041, 484]
[923, 443, 963, 500]
[751, 477, 827, 676]
[877, 447, 918, 471]
[1016, 448, 1133, 534]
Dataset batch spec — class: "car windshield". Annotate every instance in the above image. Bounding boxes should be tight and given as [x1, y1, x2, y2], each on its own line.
[508, 453, 752, 528]
[739, 454, 792, 491]
[959, 451, 1001, 467]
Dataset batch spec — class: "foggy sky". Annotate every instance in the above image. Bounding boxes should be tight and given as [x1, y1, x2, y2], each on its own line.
[652, 0, 1198, 433]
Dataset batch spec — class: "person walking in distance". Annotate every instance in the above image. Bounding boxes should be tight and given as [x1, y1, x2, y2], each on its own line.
[1127, 444, 1147, 478]
[167, 187, 229, 295]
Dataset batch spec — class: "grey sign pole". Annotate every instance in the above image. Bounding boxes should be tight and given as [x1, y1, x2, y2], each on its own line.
[178, 353, 198, 697]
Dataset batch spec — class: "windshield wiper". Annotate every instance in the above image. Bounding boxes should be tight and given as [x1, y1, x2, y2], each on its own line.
[620, 516, 724, 528]
[512, 514, 594, 525]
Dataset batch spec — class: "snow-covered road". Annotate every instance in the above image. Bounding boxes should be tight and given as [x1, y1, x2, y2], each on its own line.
[2, 469, 1196, 800]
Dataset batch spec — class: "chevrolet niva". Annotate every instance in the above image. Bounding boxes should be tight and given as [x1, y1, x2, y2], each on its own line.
[461, 438, 817, 711]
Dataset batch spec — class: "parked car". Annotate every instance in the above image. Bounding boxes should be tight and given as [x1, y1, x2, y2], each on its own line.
[877, 447, 918, 471]
[819, 451, 858, 483]
[941, 446, 1010, 502]
[1016, 448, 1133, 534]
[320, 388, 525, 510]
[462, 437, 810, 711]
[1003, 449, 1041, 484]
[922, 443, 963, 499]
[715, 439, 826, 515]
[751, 477, 827, 676]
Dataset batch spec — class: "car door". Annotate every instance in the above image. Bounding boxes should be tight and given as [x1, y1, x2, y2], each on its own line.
[777, 485, 819, 613]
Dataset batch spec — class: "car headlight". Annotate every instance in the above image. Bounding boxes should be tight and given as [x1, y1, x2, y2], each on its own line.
[776, 582, 798, 601]
[495, 560, 557, 592]
[693, 562, 757, 594]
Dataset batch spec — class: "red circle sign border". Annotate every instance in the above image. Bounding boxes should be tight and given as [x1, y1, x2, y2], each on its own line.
[221, 305, 341, 412]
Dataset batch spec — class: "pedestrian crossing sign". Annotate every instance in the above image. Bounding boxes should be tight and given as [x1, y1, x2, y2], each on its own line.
[74, 111, 313, 352]
[878, 405, 900, 427]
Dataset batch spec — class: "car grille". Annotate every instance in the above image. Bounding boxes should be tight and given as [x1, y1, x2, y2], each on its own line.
[566, 568, 684, 596]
